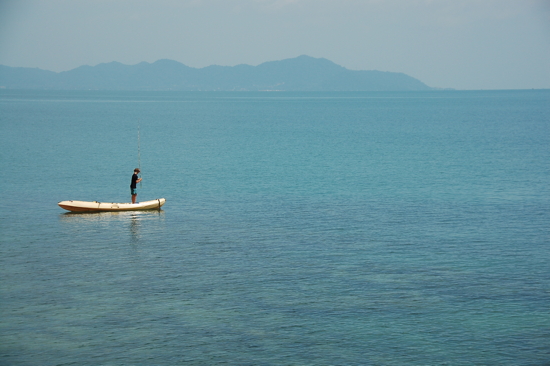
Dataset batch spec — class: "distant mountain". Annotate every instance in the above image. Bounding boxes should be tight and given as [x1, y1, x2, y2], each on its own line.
[0, 55, 432, 91]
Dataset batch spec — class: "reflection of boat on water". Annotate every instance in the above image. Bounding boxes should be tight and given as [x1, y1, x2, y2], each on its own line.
[59, 209, 165, 223]
[58, 207, 165, 243]
[58, 198, 165, 212]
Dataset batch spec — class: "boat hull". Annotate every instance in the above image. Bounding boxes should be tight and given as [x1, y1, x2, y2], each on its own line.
[58, 198, 166, 212]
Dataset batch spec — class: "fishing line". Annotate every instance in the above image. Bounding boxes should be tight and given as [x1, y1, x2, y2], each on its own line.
[138, 125, 142, 188]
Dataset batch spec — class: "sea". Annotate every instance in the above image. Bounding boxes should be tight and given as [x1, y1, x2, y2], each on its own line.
[0, 90, 549, 365]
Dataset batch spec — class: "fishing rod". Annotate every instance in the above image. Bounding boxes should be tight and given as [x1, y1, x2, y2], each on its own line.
[138, 125, 142, 188]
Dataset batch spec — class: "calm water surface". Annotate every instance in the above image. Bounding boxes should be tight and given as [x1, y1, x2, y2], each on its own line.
[1, 90, 549, 365]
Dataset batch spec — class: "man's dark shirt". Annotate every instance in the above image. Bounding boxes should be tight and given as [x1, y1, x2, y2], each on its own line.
[131, 173, 139, 189]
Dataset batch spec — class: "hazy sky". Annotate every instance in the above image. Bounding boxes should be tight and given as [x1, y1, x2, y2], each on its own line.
[1, 0, 549, 89]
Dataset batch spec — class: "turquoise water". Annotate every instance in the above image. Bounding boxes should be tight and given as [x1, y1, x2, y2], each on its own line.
[1, 90, 549, 365]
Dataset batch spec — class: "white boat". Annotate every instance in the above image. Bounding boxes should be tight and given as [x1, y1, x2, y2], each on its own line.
[58, 198, 166, 212]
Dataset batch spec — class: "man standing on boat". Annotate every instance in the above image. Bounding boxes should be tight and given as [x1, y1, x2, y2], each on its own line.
[131, 168, 142, 204]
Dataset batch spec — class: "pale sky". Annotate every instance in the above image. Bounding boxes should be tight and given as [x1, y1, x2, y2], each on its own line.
[1, 0, 549, 89]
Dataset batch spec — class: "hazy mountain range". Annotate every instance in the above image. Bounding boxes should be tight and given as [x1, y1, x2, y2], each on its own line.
[0, 55, 433, 91]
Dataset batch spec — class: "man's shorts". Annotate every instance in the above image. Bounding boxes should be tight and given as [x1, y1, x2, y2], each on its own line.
[131, 188, 138, 195]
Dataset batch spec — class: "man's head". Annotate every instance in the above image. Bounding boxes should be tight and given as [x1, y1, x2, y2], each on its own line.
[134, 168, 140, 173]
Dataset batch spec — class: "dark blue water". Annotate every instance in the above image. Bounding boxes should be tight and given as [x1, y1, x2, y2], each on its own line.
[1, 90, 549, 365]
